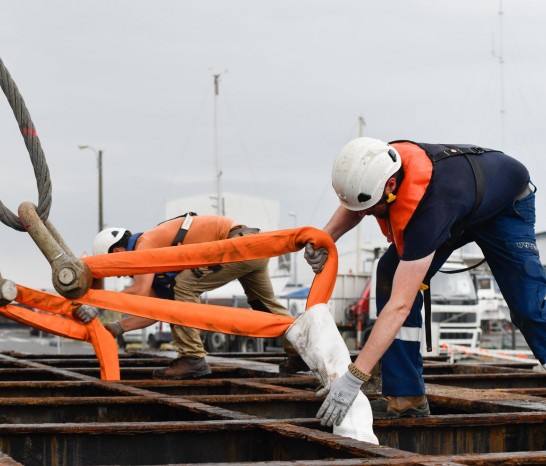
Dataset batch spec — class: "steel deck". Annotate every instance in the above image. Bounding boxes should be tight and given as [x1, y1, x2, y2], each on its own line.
[0, 351, 544, 465]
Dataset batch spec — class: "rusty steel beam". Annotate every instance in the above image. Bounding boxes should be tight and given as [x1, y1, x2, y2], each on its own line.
[424, 372, 546, 389]
[0, 350, 544, 465]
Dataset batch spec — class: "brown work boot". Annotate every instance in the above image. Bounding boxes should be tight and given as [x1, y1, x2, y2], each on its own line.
[278, 355, 310, 375]
[370, 395, 430, 419]
[153, 356, 211, 380]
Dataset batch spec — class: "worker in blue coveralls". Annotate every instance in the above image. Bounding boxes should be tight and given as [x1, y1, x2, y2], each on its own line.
[305, 137, 546, 426]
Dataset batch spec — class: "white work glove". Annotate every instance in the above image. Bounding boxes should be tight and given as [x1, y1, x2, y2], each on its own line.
[316, 371, 363, 427]
[73, 305, 102, 324]
[304, 243, 328, 274]
[104, 321, 124, 338]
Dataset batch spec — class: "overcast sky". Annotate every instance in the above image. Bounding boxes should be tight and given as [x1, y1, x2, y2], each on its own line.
[1, 0, 546, 290]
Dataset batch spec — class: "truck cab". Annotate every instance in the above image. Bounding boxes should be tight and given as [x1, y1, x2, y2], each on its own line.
[429, 261, 481, 353]
[474, 273, 509, 328]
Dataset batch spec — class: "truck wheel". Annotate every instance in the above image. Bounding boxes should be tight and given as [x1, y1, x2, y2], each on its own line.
[116, 335, 126, 350]
[148, 334, 158, 349]
[239, 337, 257, 353]
[206, 332, 229, 352]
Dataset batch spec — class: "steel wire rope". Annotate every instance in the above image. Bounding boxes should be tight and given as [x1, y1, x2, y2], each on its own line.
[0, 57, 52, 231]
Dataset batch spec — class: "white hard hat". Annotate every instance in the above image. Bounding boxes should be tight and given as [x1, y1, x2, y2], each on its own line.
[92, 228, 128, 255]
[332, 137, 401, 211]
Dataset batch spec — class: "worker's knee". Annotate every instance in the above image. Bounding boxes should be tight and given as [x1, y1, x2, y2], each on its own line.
[248, 299, 291, 317]
[173, 286, 200, 303]
[508, 286, 546, 328]
[248, 299, 271, 313]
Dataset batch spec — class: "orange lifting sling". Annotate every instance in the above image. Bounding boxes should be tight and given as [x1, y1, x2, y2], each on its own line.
[10, 227, 338, 381]
[0, 292, 120, 380]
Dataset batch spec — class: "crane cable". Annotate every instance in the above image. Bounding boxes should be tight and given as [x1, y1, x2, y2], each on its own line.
[0, 57, 52, 230]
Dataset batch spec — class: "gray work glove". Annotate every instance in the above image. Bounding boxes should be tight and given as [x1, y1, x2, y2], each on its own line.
[73, 305, 101, 324]
[104, 321, 124, 338]
[304, 243, 328, 274]
[316, 371, 363, 427]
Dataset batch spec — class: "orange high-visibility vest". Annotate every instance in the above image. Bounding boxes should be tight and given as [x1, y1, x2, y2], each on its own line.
[376, 141, 433, 256]
[376, 141, 494, 256]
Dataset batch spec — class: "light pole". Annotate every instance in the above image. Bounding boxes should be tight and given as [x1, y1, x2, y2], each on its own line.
[78, 145, 104, 233]
[289, 211, 298, 285]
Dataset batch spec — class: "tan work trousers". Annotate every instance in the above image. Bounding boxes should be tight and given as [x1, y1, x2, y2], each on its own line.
[172, 257, 292, 358]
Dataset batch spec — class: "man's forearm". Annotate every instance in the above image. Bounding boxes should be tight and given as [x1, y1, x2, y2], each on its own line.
[324, 206, 362, 241]
[353, 252, 435, 375]
[353, 303, 409, 375]
[119, 316, 158, 332]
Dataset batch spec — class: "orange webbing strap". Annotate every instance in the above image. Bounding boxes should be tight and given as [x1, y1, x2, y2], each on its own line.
[78, 289, 295, 337]
[15, 285, 80, 318]
[0, 301, 87, 340]
[82, 226, 338, 309]
[3, 227, 335, 381]
[7, 286, 120, 380]
[85, 318, 121, 380]
[76, 227, 337, 337]
[15, 284, 294, 338]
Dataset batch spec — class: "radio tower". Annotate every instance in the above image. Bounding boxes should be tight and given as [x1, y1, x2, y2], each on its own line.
[492, 0, 506, 146]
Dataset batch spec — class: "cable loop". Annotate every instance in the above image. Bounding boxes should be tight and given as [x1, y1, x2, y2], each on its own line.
[0, 57, 52, 231]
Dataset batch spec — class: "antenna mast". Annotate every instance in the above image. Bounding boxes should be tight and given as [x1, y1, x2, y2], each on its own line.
[213, 73, 225, 215]
[492, 0, 505, 146]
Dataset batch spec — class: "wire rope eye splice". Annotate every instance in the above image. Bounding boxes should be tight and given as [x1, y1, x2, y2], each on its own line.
[18, 202, 92, 299]
[0, 58, 91, 300]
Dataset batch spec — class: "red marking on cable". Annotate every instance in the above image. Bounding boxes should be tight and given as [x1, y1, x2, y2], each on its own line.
[21, 126, 37, 136]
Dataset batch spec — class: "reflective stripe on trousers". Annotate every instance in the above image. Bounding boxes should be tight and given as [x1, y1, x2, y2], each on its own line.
[376, 245, 426, 396]
[397, 326, 421, 342]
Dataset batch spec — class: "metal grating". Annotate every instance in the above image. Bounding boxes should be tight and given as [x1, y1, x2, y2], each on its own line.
[0, 351, 544, 465]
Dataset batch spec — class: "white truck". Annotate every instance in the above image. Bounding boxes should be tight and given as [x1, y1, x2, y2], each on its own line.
[117, 320, 172, 350]
[474, 273, 510, 329]
[424, 260, 481, 354]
